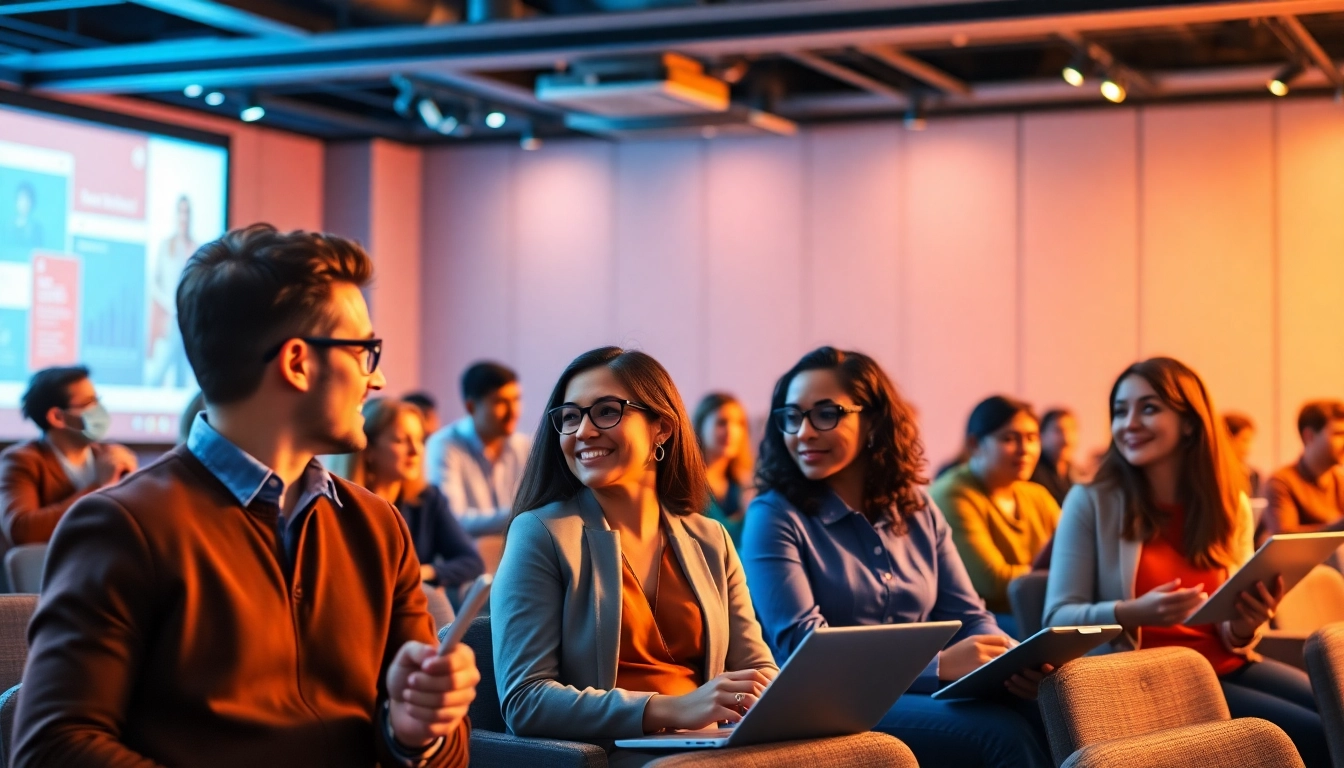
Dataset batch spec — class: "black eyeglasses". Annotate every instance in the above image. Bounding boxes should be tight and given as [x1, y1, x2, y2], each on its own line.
[548, 398, 650, 435]
[772, 402, 864, 434]
[262, 337, 383, 375]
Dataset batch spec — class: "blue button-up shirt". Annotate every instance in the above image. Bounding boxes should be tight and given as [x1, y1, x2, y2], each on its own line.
[186, 413, 341, 566]
[741, 487, 1004, 693]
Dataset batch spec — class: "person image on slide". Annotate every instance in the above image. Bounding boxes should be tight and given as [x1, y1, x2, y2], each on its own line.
[11, 182, 44, 250]
[148, 195, 199, 388]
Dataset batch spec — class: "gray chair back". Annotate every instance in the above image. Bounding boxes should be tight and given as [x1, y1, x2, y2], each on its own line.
[1009, 570, 1049, 639]
[440, 615, 505, 732]
[0, 596, 36, 695]
[3, 547, 45, 596]
[421, 583, 455, 631]
[1305, 622, 1344, 767]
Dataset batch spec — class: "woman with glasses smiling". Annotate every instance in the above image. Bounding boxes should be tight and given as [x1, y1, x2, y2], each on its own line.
[740, 347, 1053, 768]
[490, 347, 778, 763]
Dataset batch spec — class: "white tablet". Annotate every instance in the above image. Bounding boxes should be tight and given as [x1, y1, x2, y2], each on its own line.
[930, 625, 1122, 700]
[1183, 532, 1344, 626]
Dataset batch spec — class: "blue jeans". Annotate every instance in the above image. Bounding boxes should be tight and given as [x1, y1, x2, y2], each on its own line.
[877, 692, 1052, 768]
[1222, 659, 1329, 768]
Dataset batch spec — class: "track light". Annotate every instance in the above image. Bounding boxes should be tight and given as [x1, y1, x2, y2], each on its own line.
[1100, 76, 1127, 104]
[416, 98, 462, 135]
[1062, 52, 1087, 87]
[391, 74, 416, 117]
[903, 99, 927, 131]
[1268, 60, 1305, 97]
[240, 103, 266, 122]
[485, 111, 506, 129]
[520, 124, 542, 150]
[204, 91, 225, 107]
[183, 84, 204, 99]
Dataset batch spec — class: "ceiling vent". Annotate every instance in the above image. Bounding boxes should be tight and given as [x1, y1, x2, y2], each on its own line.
[536, 53, 730, 117]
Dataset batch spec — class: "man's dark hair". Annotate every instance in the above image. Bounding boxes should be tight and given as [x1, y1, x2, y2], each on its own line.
[176, 224, 374, 405]
[461, 361, 518, 404]
[403, 391, 437, 413]
[21, 366, 90, 432]
[1299, 400, 1344, 439]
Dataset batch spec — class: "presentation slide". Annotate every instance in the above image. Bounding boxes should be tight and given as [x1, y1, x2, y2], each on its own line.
[0, 103, 228, 443]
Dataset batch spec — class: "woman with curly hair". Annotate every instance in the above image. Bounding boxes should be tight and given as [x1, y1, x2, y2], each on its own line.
[741, 347, 1052, 768]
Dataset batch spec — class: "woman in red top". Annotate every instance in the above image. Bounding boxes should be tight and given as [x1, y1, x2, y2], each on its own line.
[1044, 357, 1326, 768]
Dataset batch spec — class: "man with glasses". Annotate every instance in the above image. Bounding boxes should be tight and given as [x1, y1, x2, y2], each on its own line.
[0, 365, 138, 546]
[14, 225, 474, 767]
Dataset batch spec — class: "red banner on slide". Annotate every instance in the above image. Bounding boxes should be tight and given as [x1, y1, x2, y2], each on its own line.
[0, 109, 147, 219]
[29, 253, 81, 369]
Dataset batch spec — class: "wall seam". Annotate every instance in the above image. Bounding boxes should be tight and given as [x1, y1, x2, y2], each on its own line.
[897, 122, 910, 383]
[1270, 101, 1283, 466]
[801, 130, 814, 346]
[610, 142, 621, 341]
[698, 140, 711, 392]
[506, 147, 520, 369]
[1135, 107, 1145, 359]
[1015, 113, 1026, 396]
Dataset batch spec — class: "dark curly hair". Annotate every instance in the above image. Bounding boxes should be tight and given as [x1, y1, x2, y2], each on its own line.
[755, 347, 928, 531]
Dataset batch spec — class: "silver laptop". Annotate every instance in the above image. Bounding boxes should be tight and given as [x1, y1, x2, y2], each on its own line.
[613, 620, 961, 750]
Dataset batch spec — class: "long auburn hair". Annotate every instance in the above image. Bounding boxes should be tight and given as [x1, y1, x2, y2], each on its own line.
[511, 347, 707, 519]
[1096, 357, 1241, 570]
[755, 347, 928, 531]
[692, 392, 755, 491]
[327, 397, 427, 501]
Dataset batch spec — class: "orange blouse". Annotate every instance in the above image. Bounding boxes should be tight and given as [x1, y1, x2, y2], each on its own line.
[1134, 503, 1246, 676]
[615, 543, 706, 696]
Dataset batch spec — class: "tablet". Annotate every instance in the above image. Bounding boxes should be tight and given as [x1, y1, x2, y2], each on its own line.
[1183, 532, 1344, 626]
[930, 625, 1122, 700]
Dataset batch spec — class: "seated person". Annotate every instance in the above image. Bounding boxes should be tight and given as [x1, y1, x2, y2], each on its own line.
[1044, 357, 1327, 768]
[404, 390, 441, 436]
[425, 362, 531, 536]
[742, 347, 1053, 768]
[1264, 400, 1344, 535]
[931, 396, 1060, 633]
[334, 397, 485, 593]
[0, 365, 137, 546]
[1031, 408, 1079, 504]
[692, 392, 755, 548]
[492, 347, 778, 762]
[13, 225, 475, 767]
[1223, 412, 1262, 499]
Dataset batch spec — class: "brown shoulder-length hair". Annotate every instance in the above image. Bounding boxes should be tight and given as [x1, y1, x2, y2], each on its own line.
[511, 347, 707, 519]
[1095, 357, 1242, 570]
[755, 347, 928, 532]
[692, 392, 755, 490]
[327, 397, 426, 501]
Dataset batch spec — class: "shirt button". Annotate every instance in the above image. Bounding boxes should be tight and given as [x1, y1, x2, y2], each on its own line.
[882, 572, 893, 582]
[873, 546, 882, 555]
[883, 616, 895, 624]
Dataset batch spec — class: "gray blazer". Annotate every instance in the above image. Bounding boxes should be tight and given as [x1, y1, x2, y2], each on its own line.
[1043, 482, 1261, 655]
[491, 489, 778, 740]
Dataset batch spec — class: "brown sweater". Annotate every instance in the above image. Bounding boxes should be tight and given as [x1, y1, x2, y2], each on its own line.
[13, 445, 468, 768]
[1264, 458, 1344, 535]
[0, 439, 93, 545]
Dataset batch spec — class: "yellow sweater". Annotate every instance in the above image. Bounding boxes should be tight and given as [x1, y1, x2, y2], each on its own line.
[930, 465, 1061, 614]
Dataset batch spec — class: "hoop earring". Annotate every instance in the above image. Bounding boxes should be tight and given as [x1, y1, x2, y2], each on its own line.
[654, 443, 666, 462]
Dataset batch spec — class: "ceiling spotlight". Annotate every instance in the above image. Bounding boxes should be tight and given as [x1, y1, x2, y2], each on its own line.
[183, 84, 204, 99]
[417, 97, 444, 128]
[485, 111, 507, 129]
[391, 74, 416, 117]
[1268, 60, 1305, 97]
[240, 104, 266, 122]
[1062, 53, 1087, 87]
[520, 125, 542, 150]
[204, 91, 225, 107]
[903, 99, 928, 131]
[1100, 76, 1127, 104]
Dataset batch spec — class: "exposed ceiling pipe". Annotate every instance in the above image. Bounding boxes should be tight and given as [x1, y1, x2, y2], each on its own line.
[1273, 15, 1344, 90]
[321, 0, 457, 25]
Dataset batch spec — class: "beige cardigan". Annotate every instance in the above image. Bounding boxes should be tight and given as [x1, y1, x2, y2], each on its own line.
[491, 489, 778, 740]
[1042, 482, 1262, 656]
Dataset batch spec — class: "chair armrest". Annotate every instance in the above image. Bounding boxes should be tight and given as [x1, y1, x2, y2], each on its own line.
[1061, 718, 1304, 768]
[1257, 631, 1308, 670]
[469, 729, 609, 768]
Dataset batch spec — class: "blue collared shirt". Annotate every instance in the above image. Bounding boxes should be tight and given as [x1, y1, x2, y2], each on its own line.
[741, 487, 1005, 693]
[186, 413, 341, 565]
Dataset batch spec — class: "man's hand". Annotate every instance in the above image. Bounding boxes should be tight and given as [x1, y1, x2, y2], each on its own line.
[386, 641, 479, 749]
[92, 444, 138, 487]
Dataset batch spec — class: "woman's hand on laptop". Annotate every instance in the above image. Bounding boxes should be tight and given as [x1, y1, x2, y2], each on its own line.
[937, 635, 1014, 681]
[643, 668, 773, 732]
[1004, 663, 1056, 700]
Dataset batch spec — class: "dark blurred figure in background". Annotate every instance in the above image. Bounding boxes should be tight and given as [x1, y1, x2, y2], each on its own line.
[1031, 408, 1079, 505]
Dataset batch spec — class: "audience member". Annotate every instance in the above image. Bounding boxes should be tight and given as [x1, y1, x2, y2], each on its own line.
[742, 347, 1052, 768]
[425, 362, 530, 536]
[492, 347, 778, 754]
[1263, 400, 1344, 535]
[1043, 357, 1327, 768]
[404, 390, 441, 436]
[930, 396, 1060, 631]
[14, 225, 475, 767]
[178, 390, 206, 444]
[692, 392, 755, 548]
[0, 365, 137, 546]
[1031, 408, 1079, 503]
[335, 397, 484, 593]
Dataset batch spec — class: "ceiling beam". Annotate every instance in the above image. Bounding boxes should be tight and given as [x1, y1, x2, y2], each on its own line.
[783, 50, 906, 101]
[858, 44, 970, 95]
[126, 0, 308, 38]
[0, 0, 123, 14]
[1275, 14, 1344, 89]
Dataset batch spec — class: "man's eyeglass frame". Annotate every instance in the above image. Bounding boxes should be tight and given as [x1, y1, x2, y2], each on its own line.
[262, 337, 383, 375]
